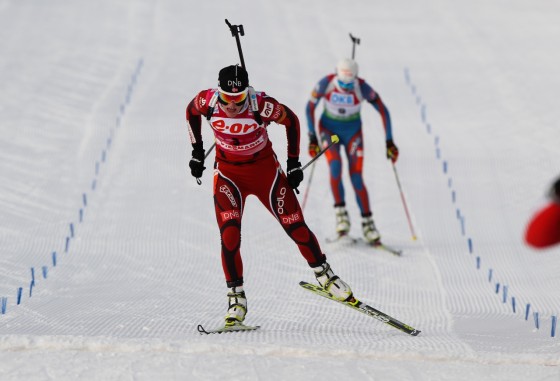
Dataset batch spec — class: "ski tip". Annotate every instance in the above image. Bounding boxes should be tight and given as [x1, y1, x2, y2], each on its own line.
[410, 329, 421, 336]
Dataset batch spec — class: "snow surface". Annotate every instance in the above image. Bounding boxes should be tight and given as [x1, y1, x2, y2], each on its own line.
[1, 0, 559, 380]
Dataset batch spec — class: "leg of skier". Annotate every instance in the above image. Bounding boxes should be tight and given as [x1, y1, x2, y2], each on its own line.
[257, 155, 353, 302]
[319, 128, 350, 236]
[345, 131, 381, 244]
[213, 169, 248, 325]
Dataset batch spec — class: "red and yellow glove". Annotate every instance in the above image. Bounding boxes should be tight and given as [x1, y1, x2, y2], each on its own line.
[308, 133, 320, 158]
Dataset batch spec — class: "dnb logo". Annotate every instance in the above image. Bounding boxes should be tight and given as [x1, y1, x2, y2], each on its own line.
[220, 210, 240, 222]
[331, 93, 354, 105]
[281, 212, 301, 225]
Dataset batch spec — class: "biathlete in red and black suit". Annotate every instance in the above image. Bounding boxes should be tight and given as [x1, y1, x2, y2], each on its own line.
[185, 64, 353, 326]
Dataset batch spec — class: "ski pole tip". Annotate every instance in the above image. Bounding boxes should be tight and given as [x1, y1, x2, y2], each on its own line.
[331, 135, 340, 144]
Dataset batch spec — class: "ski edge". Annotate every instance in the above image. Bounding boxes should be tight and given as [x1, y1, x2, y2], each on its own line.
[299, 281, 420, 336]
[326, 234, 403, 256]
[197, 323, 261, 335]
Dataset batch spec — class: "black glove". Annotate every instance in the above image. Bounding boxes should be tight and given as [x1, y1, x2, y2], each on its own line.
[287, 157, 304, 191]
[550, 176, 560, 203]
[189, 142, 206, 178]
[386, 139, 399, 163]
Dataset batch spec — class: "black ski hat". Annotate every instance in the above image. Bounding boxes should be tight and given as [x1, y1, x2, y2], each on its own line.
[218, 65, 249, 93]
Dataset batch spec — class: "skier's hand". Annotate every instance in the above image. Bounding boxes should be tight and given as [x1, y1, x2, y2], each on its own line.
[189, 142, 206, 179]
[308, 133, 320, 158]
[386, 139, 399, 163]
[550, 177, 560, 203]
[287, 157, 304, 191]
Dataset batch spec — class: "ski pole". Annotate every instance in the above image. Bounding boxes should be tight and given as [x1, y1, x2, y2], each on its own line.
[301, 135, 339, 171]
[301, 161, 316, 211]
[196, 20, 246, 184]
[349, 33, 360, 59]
[201, 20, 246, 162]
[204, 142, 215, 160]
[225, 19, 246, 69]
[391, 162, 417, 240]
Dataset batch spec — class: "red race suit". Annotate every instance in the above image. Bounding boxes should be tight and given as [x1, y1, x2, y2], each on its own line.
[186, 89, 327, 287]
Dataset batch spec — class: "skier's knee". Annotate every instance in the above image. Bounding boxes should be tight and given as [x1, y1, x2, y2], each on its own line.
[289, 225, 311, 243]
[222, 225, 241, 251]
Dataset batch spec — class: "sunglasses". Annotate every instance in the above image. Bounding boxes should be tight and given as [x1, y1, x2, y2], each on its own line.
[217, 88, 248, 106]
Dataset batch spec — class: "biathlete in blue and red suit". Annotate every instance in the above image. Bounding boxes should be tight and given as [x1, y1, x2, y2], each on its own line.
[186, 64, 353, 326]
[306, 58, 399, 244]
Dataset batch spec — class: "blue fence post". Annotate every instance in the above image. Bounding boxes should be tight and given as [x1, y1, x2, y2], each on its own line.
[525, 303, 531, 320]
[534, 312, 540, 330]
[17, 287, 22, 305]
[552, 316, 557, 338]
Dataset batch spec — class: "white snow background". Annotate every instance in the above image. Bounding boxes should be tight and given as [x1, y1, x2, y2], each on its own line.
[1, 0, 559, 380]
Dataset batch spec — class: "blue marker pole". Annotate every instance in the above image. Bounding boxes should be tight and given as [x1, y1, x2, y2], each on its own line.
[552, 316, 557, 338]
[525, 303, 531, 320]
[17, 287, 22, 305]
[534, 312, 540, 330]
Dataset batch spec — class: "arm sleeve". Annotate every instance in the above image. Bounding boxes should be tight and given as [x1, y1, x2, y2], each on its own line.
[281, 104, 301, 159]
[261, 96, 300, 159]
[185, 91, 206, 146]
[306, 77, 329, 136]
[362, 81, 394, 141]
